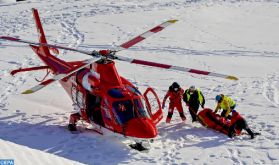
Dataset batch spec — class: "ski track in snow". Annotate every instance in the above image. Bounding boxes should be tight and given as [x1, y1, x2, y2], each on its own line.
[58, 9, 84, 54]
[1, 0, 279, 165]
[263, 74, 279, 107]
[0, 56, 38, 110]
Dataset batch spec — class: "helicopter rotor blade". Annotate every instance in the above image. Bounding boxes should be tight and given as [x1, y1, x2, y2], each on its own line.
[0, 36, 98, 56]
[1, 19, 178, 57]
[113, 55, 238, 80]
[113, 20, 178, 52]
[21, 58, 96, 94]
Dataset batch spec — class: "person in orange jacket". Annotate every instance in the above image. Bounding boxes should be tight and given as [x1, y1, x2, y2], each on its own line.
[162, 82, 186, 123]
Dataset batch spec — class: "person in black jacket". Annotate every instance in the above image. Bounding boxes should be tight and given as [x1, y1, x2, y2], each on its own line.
[183, 85, 205, 122]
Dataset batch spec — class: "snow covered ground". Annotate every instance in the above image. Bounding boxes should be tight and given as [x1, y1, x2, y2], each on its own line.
[0, 0, 279, 164]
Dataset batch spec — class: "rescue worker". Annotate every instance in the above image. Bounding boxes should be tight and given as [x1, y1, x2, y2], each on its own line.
[183, 85, 205, 122]
[228, 110, 255, 139]
[214, 94, 236, 119]
[162, 82, 186, 123]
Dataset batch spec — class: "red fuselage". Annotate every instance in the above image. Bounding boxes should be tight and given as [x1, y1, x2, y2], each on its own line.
[59, 59, 161, 139]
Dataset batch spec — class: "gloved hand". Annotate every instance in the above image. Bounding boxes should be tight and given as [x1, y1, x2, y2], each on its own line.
[201, 104, 204, 109]
[220, 117, 226, 124]
[162, 103, 165, 109]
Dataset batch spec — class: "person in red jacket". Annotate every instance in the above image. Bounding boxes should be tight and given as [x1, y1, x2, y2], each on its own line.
[162, 82, 186, 123]
[228, 110, 255, 139]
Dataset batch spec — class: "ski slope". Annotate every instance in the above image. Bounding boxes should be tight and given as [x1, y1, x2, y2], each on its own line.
[1, 0, 279, 164]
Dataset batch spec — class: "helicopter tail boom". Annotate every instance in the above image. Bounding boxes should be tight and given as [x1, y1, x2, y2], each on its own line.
[31, 8, 73, 73]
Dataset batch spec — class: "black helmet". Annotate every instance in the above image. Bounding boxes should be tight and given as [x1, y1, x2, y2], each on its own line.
[171, 82, 180, 92]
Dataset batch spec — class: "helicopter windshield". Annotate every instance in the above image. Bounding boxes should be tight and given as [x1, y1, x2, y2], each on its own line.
[133, 98, 150, 118]
[112, 98, 150, 125]
[112, 100, 135, 125]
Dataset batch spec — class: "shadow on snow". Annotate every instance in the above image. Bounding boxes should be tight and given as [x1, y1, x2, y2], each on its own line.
[0, 111, 130, 165]
[157, 122, 231, 149]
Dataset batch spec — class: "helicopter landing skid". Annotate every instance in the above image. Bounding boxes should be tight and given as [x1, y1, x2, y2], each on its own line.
[129, 141, 150, 151]
[85, 127, 104, 135]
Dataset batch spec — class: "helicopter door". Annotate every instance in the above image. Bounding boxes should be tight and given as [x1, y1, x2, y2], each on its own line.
[143, 87, 163, 125]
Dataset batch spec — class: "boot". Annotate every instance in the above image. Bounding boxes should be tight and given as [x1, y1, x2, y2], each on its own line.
[166, 112, 173, 123]
[68, 123, 77, 131]
[179, 112, 186, 122]
[192, 116, 197, 123]
[246, 128, 254, 139]
[166, 117, 171, 123]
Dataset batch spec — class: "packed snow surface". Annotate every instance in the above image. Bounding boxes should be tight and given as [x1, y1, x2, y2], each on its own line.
[0, 0, 279, 164]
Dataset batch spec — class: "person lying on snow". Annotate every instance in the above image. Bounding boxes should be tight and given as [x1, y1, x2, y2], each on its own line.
[214, 94, 236, 119]
[228, 110, 256, 139]
[183, 85, 205, 123]
[162, 82, 186, 123]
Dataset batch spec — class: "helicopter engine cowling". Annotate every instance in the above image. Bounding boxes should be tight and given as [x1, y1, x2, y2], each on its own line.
[76, 69, 100, 92]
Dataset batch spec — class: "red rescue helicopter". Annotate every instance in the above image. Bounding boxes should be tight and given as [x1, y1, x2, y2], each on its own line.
[0, 9, 237, 150]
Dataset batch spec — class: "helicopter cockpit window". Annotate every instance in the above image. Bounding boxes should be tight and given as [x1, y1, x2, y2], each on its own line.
[112, 100, 135, 125]
[134, 98, 150, 118]
[108, 88, 125, 98]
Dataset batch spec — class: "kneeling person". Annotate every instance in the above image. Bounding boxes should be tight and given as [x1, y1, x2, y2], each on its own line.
[214, 94, 236, 119]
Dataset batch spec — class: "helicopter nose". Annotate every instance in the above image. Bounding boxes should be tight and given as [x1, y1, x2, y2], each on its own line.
[125, 118, 157, 138]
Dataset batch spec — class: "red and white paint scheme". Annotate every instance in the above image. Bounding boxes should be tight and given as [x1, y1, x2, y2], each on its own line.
[0, 8, 238, 150]
[116, 20, 178, 51]
[115, 55, 238, 80]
